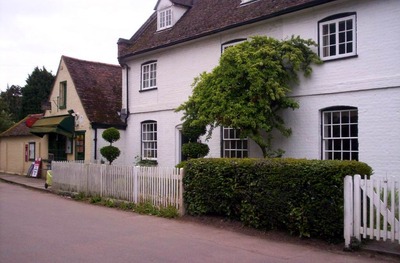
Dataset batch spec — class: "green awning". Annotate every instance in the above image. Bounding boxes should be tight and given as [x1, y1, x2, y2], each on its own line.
[30, 115, 74, 138]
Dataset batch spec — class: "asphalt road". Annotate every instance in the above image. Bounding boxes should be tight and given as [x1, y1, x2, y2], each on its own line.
[0, 182, 396, 263]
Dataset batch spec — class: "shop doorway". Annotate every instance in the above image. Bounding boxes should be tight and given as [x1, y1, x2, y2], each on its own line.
[48, 133, 68, 161]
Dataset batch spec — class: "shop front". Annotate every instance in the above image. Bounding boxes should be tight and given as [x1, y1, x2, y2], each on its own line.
[30, 115, 74, 161]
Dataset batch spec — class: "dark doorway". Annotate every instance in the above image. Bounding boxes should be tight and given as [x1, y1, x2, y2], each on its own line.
[48, 133, 67, 161]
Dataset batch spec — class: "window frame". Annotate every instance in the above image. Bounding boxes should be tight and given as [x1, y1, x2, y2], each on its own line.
[221, 38, 247, 53]
[28, 142, 36, 161]
[158, 8, 173, 31]
[222, 127, 248, 158]
[321, 107, 359, 161]
[141, 61, 157, 91]
[318, 13, 357, 61]
[59, 81, 67, 109]
[141, 121, 158, 160]
[75, 132, 85, 161]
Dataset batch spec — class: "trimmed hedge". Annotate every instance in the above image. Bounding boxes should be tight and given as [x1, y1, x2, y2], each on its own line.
[182, 158, 372, 242]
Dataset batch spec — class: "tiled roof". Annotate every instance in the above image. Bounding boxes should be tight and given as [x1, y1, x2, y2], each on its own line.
[118, 0, 335, 60]
[0, 114, 43, 137]
[62, 56, 125, 128]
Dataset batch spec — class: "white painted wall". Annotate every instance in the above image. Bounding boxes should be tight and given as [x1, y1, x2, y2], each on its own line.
[122, 0, 400, 176]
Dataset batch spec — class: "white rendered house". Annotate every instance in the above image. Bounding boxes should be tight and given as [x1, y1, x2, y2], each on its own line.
[117, 0, 400, 176]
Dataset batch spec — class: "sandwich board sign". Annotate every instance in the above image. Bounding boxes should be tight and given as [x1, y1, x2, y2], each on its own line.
[31, 158, 41, 178]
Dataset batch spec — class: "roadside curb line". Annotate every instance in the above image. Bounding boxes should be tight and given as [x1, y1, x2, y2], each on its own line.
[0, 177, 51, 194]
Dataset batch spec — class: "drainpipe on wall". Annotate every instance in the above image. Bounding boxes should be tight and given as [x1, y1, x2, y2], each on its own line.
[94, 128, 98, 162]
[122, 63, 130, 123]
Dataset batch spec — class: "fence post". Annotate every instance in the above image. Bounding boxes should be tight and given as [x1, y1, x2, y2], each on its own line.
[133, 166, 138, 204]
[179, 168, 185, 216]
[344, 175, 354, 249]
[100, 164, 106, 198]
[353, 174, 361, 242]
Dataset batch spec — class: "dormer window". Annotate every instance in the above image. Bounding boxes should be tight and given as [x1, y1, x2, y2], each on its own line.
[241, 0, 258, 5]
[158, 8, 172, 30]
[155, 1, 192, 32]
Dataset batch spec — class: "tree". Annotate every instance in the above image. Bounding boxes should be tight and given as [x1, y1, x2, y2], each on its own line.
[176, 36, 321, 157]
[100, 127, 121, 165]
[20, 67, 54, 119]
[0, 97, 14, 133]
[0, 85, 22, 122]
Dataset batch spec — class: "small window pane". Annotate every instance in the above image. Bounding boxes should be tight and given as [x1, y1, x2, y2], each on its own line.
[324, 112, 331, 124]
[346, 19, 353, 30]
[347, 31, 353, 41]
[329, 23, 336, 33]
[339, 44, 346, 54]
[351, 139, 359, 151]
[343, 139, 350, 150]
[350, 124, 358, 137]
[330, 46, 336, 56]
[325, 140, 332, 150]
[350, 111, 358, 123]
[339, 21, 346, 31]
[330, 34, 336, 45]
[341, 111, 350, 123]
[323, 36, 329, 46]
[339, 32, 345, 43]
[342, 125, 349, 137]
[334, 139, 341, 150]
[332, 112, 340, 124]
[323, 47, 329, 57]
[324, 126, 331, 138]
[347, 43, 353, 53]
[323, 25, 329, 35]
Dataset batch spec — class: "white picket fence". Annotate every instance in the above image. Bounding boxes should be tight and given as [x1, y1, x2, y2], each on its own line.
[51, 161, 184, 215]
[344, 175, 400, 248]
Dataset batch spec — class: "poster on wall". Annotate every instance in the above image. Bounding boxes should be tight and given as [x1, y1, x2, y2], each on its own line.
[31, 158, 42, 178]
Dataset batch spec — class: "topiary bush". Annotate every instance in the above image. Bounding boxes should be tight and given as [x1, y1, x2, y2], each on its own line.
[182, 120, 206, 141]
[100, 127, 121, 164]
[182, 158, 372, 242]
[182, 142, 210, 159]
[102, 127, 120, 143]
[100, 146, 120, 165]
[181, 120, 209, 160]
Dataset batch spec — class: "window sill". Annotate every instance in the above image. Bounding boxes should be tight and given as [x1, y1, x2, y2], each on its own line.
[140, 87, 158, 93]
[321, 54, 358, 62]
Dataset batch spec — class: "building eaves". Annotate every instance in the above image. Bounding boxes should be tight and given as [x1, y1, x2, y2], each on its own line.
[118, 0, 337, 61]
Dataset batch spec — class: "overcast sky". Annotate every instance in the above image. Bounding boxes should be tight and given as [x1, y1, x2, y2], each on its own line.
[0, 0, 155, 92]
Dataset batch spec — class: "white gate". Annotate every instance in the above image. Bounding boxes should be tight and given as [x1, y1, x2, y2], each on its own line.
[344, 175, 400, 248]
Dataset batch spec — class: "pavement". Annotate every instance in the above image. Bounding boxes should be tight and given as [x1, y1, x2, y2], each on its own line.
[1, 172, 399, 259]
[0, 172, 48, 192]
